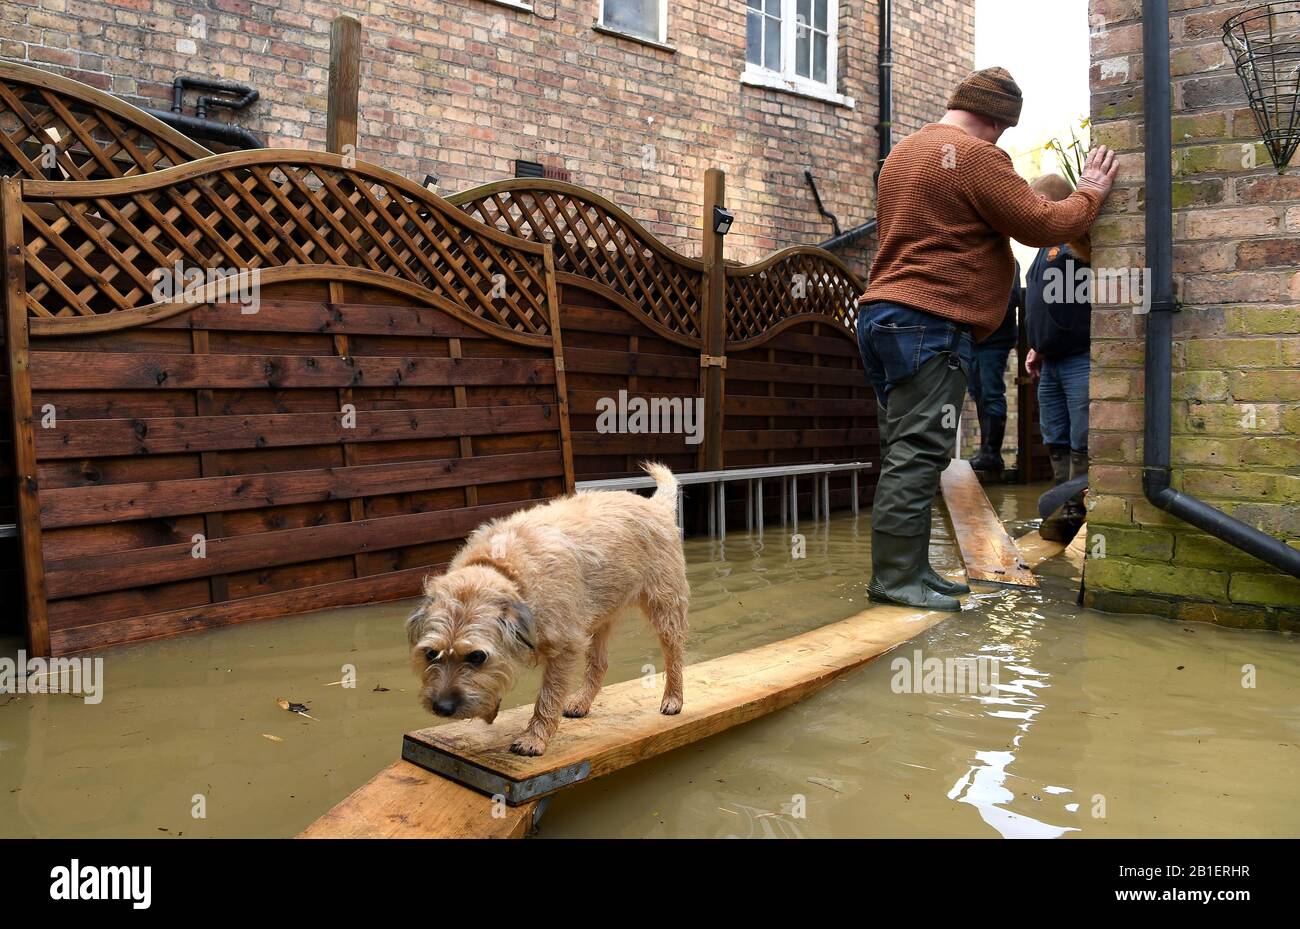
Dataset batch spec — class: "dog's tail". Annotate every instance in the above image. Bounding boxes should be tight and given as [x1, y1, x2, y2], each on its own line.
[641, 461, 678, 508]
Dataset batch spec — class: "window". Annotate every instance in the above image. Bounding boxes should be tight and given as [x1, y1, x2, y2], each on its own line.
[746, 0, 843, 98]
[600, 0, 668, 45]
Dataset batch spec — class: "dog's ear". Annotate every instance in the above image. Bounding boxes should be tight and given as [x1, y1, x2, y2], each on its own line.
[405, 605, 426, 646]
[502, 601, 536, 652]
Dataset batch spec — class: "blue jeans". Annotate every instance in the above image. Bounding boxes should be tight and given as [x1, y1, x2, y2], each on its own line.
[856, 302, 973, 537]
[856, 302, 974, 407]
[969, 344, 1012, 419]
[1038, 352, 1090, 452]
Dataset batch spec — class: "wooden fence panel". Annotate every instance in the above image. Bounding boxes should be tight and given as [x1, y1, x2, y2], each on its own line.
[724, 248, 879, 515]
[452, 180, 707, 482]
[0, 62, 215, 638]
[558, 283, 703, 481]
[3, 152, 568, 655]
[28, 279, 567, 654]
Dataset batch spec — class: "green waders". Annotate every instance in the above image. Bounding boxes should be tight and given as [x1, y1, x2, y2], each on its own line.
[868, 353, 970, 611]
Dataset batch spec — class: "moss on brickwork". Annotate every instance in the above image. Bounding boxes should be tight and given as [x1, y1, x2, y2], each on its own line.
[1085, 0, 1300, 629]
[1084, 589, 1300, 632]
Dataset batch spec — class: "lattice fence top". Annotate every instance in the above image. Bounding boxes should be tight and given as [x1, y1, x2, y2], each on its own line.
[725, 247, 866, 345]
[451, 179, 704, 340]
[0, 61, 212, 181]
[11, 150, 554, 337]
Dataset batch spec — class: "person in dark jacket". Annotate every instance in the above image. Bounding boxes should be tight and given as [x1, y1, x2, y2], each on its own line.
[1024, 173, 1091, 542]
[967, 264, 1021, 480]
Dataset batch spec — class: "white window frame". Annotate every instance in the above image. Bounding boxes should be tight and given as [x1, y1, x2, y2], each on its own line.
[742, 0, 853, 108]
[598, 0, 670, 47]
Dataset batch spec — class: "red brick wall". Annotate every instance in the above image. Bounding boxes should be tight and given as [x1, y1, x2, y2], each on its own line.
[1, 0, 974, 272]
[1086, 0, 1300, 628]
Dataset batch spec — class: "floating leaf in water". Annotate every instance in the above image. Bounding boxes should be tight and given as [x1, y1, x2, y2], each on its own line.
[276, 698, 316, 720]
[262, 733, 283, 743]
[372, 684, 390, 693]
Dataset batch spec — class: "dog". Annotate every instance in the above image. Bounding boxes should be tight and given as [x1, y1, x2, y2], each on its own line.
[405, 462, 689, 756]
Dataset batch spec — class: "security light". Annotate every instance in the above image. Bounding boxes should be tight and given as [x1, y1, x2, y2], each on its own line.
[712, 206, 734, 236]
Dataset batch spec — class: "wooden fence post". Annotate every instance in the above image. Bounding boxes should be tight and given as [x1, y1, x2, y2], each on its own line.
[326, 15, 361, 157]
[701, 167, 726, 472]
[3, 177, 50, 656]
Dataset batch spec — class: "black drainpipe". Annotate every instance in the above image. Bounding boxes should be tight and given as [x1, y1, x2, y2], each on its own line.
[817, 0, 890, 252]
[876, 0, 894, 181]
[805, 170, 842, 236]
[139, 76, 264, 149]
[818, 219, 877, 251]
[1141, 0, 1300, 578]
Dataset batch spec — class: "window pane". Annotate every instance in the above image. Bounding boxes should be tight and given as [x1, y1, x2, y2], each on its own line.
[747, 0, 761, 8]
[603, 0, 660, 41]
[815, 0, 828, 31]
[747, 10, 762, 65]
[796, 29, 810, 78]
[797, 0, 811, 36]
[765, 0, 780, 15]
[764, 16, 781, 70]
[814, 33, 828, 83]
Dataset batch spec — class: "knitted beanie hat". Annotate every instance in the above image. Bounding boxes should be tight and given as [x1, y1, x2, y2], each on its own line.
[947, 67, 1023, 127]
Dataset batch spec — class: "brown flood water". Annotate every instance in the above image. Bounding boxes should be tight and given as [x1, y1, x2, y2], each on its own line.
[1, 484, 1297, 839]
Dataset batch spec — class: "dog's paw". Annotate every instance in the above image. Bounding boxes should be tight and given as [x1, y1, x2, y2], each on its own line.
[509, 734, 547, 756]
[562, 700, 591, 718]
[660, 695, 683, 715]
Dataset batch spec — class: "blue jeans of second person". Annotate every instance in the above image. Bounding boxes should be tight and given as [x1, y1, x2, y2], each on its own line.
[1038, 351, 1090, 453]
[857, 302, 973, 538]
[969, 343, 1013, 420]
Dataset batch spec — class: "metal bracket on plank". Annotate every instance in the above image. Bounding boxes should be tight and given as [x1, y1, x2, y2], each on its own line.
[401, 736, 592, 805]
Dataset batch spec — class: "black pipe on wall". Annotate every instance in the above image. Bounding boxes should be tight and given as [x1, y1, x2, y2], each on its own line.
[141, 107, 265, 149]
[139, 75, 264, 150]
[819, 0, 890, 252]
[1141, 0, 1300, 578]
[876, 0, 894, 181]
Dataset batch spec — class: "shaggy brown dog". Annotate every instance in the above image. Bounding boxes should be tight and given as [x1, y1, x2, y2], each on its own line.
[406, 462, 689, 756]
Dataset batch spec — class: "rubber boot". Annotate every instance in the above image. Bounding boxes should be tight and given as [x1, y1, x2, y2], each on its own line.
[1064, 449, 1089, 525]
[868, 526, 962, 612]
[920, 508, 971, 596]
[1040, 446, 1081, 542]
[969, 413, 1006, 481]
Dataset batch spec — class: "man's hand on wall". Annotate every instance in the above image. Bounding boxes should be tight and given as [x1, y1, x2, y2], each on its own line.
[1077, 145, 1118, 199]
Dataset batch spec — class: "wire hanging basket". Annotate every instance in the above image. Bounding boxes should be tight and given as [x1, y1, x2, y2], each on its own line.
[1223, 2, 1300, 173]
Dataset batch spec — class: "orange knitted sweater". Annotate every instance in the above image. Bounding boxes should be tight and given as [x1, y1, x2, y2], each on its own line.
[862, 123, 1104, 341]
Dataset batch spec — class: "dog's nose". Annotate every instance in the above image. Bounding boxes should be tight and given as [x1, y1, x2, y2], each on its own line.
[433, 695, 460, 717]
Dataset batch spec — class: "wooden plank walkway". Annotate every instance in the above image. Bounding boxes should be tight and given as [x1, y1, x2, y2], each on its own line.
[298, 761, 538, 839]
[400, 603, 956, 806]
[300, 522, 1069, 839]
[940, 458, 1038, 588]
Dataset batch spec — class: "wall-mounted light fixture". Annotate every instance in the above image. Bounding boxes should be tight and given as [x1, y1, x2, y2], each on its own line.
[712, 206, 734, 236]
[1223, 3, 1300, 173]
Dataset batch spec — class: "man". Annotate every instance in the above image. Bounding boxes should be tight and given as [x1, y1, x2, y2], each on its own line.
[1025, 173, 1093, 543]
[968, 263, 1021, 481]
[857, 67, 1116, 611]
